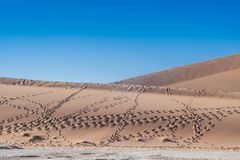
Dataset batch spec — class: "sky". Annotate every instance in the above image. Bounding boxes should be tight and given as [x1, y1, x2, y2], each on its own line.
[0, 0, 240, 83]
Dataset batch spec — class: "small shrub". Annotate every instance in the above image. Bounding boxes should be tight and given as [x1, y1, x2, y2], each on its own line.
[29, 135, 45, 143]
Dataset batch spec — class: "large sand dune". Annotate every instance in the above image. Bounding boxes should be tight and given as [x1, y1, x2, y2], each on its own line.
[0, 78, 240, 150]
[116, 54, 240, 91]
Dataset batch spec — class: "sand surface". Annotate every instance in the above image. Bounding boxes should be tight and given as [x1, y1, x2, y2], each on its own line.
[0, 81, 240, 151]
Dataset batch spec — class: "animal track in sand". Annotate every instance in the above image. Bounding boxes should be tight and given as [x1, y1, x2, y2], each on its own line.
[1, 83, 240, 149]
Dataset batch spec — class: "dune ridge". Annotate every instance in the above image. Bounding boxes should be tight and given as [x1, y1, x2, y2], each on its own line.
[0, 77, 240, 99]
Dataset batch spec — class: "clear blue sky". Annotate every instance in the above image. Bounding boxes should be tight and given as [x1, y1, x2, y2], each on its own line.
[0, 0, 240, 83]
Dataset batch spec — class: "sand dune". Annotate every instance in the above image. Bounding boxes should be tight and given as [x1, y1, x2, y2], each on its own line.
[116, 54, 240, 91]
[0, 78, 240, 150]
[0, 54, 240, 150]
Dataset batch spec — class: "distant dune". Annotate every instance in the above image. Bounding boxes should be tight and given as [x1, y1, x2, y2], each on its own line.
[0, 54, 240, 150]
[116, 54, 240, 91]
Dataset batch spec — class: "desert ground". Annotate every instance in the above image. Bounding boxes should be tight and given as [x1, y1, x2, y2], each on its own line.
[0, 78, 240, 150]
[1, 54, 240, 159]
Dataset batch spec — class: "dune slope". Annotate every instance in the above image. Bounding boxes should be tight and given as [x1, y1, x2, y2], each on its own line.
[168, 68, 240, 92]
[116, 54, 240, 91]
